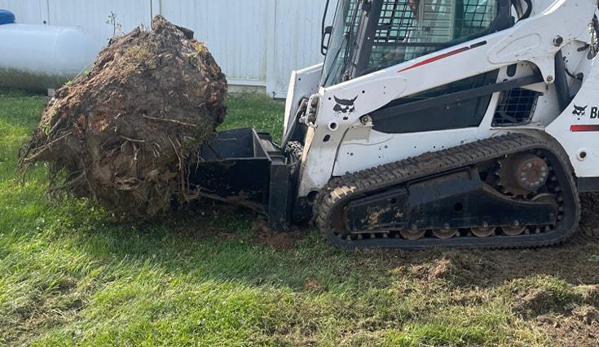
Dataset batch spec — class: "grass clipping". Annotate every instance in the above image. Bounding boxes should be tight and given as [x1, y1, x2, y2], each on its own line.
[19, 16, 227, 220]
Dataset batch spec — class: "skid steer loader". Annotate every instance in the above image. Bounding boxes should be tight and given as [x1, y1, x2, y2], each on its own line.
[193, 0, 599, 249]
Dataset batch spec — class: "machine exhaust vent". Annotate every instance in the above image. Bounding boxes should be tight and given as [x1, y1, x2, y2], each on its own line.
[493, 88, 540, 126]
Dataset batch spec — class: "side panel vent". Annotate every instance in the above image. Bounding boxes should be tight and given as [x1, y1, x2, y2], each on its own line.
[493, 88, 540, 126]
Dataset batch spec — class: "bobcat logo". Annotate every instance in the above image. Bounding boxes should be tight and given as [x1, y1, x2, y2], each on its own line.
[333, 96, 358, 120]
[573, 104, 588, 116]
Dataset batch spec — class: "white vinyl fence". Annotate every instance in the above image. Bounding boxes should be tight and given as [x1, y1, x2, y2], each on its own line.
[0, 0, 329, 97]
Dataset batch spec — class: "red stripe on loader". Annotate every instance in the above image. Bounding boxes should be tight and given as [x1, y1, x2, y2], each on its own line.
[570, 125, 599, 132]
[398, 41, 486, 73]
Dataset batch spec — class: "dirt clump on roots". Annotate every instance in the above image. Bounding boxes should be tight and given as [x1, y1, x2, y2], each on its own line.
[19, 15, 227, 220]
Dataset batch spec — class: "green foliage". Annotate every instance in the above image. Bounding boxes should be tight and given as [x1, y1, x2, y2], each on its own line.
[106, 12, 123, 38]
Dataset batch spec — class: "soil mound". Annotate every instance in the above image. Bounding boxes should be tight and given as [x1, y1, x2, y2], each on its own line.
[19, 16, 227, 220]
[537, 311, 599, 347]
[409, 251, 496, 285]
[514, 283, 599, 318]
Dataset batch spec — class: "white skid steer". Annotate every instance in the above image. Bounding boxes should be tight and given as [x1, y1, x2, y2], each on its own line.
[193, 0, 599, 249]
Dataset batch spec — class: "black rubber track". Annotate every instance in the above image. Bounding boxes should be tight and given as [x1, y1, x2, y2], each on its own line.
[315, 132, 580, 249]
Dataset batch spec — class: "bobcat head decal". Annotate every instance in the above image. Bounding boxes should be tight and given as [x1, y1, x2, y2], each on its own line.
[333, 96, 358, 116]
[573, 104, 588, 116]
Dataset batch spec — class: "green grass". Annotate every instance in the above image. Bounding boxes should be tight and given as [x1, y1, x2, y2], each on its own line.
[224, 95, 286, 143]
[1, 89, 598, 346]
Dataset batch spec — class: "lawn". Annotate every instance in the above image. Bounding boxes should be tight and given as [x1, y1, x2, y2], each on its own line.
[1, 89, 598, 347]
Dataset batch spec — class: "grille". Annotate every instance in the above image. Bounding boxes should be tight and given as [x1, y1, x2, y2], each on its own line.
[493, 88, 540, 126]
[375, 1, 418, 44]
[459, 0, 495, 36]
[368, 0, 497, 71]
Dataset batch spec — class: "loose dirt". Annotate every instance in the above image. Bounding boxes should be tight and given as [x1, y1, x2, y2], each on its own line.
[19, 15, 227, 220]
[251, 218, 305, 251]
[537, 309, 599, 347]
[389, 194, 599, 345]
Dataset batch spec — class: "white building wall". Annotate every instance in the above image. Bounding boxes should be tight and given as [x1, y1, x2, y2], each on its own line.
[0, 0, 329, 97]
[0, 0, 44, 24]
[159, 0, 270, 86]
[47, 0, 153, 52]
[268, 0, 328, 96]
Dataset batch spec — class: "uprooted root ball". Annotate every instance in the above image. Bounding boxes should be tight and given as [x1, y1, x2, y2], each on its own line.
[19, 15, 227, 220]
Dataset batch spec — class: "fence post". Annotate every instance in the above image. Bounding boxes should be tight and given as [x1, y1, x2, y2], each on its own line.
[265, 0, 277, 97]
[150, 0, 161, 18]
[39, 0, 50, 25]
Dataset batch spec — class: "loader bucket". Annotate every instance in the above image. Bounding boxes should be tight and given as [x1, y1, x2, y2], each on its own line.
[190, 128, 293, 229]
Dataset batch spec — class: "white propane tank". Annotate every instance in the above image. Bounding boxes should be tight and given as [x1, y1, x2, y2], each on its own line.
[0, 21, 98, 90]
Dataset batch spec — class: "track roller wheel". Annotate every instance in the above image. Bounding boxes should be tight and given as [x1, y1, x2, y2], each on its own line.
[400, 229, 426, 240]
[502, 225, 527, 236]
[433, 229, 458, 240]
[471, 227, 496, 238]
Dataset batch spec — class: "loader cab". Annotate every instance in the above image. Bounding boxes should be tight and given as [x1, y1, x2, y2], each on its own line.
[321, 0, 513, 87]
